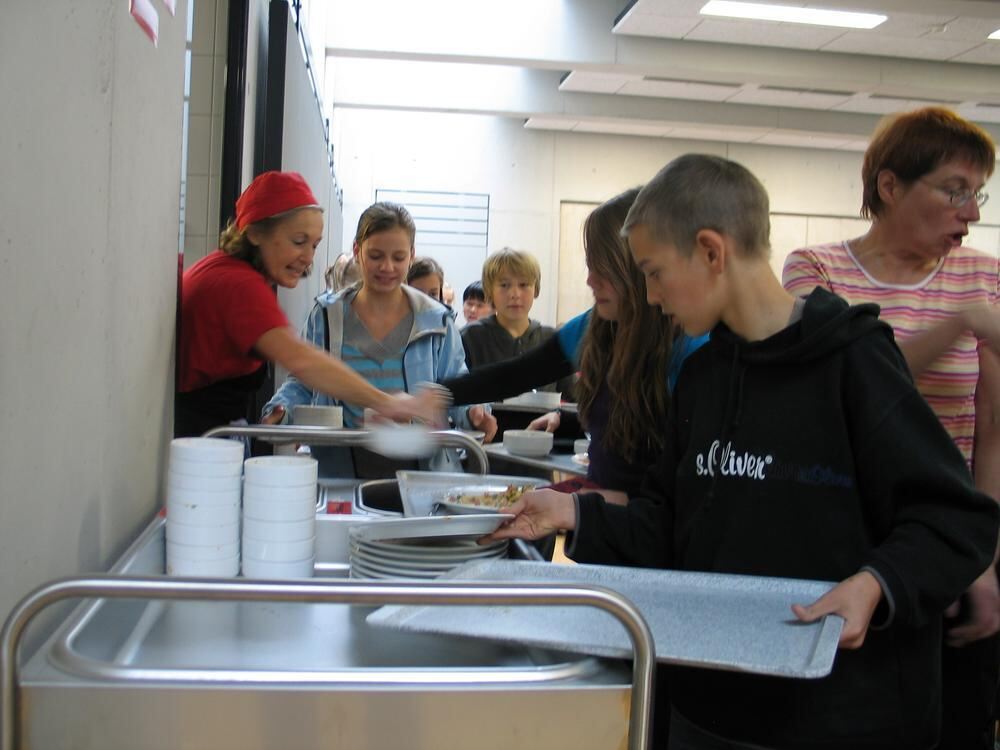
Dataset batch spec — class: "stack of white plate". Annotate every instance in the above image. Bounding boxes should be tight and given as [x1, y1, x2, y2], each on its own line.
[348, 516, 512, 580]
[242, 456, 318, 578]
[165, 438, 243, 577]
[349, 537, 508, 579]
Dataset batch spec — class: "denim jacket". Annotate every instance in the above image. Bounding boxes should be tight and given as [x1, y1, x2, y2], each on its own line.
[264, 283, 481, 474]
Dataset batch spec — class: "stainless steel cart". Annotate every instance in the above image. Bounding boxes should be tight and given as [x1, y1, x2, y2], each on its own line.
[3, 514, 655, 750]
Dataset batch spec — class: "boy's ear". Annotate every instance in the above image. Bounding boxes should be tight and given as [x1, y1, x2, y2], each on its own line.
[694, 229, 727, 274]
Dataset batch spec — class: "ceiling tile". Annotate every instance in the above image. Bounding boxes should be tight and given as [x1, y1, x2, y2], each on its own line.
[613, 12, 702, 38]
[949, 42, 1000, 65]
[665, 124, 770, 143]
[625, 0, 707, 18]
[875, 12, 959, 38]
[957, 104, 1000, 124]
[684, 17, 848, 50]
[728, 85, 853, 110]
[523, 117, 577, 131]
[754, 132, 855, 149]
[821, 31, 979, 60]
[618, 78, 742, 102]
[832, 94, 960, 116]
[572, 120, 671, 137]
[913, 16, 998, 42]
[559, 71, 640, 94]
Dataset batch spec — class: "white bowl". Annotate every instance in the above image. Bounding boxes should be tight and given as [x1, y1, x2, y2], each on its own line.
[166, 519, 240, 546]
[503, 429, 554, 457]
[292, 404, 344, 428]
[242, 556, 315, 579]
[166, 485, 242, 508]
[167, 470, 242, 492]
[242, 482, 317, 504]
[242, 516, 316, 542]
[168, 457, 243, 479]
[243, 456, 318, 487]
[243, 495, 318, 522]
[242, 536, 315, 562]
[166, 500, 240, 526]
[169, 437, 244, 464]
[167, 540, 240, 561]
[167, 554, 240, 577]
[366, 423, 436, 459]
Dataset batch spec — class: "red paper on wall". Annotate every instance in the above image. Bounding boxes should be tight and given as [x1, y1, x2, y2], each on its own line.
[130, 0, 159, 46]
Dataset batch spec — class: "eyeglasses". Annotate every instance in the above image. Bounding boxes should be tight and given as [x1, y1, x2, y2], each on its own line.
[919, 179, 989, 209]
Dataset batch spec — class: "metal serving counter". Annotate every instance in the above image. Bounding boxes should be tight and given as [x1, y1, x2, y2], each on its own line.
[4, 514, 652, 750]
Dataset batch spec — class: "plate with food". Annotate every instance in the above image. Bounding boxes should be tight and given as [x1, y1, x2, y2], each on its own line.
[437, 484, 532, 515]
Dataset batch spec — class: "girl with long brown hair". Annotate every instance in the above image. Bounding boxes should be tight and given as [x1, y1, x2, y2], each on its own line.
[443, 188, 706, 495]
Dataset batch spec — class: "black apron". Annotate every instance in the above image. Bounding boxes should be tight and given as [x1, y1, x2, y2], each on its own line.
[174, 365, 268, 438]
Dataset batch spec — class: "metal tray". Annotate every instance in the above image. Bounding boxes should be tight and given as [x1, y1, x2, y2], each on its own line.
[396, 470, 548, 517]
[369, 560, 844, 678]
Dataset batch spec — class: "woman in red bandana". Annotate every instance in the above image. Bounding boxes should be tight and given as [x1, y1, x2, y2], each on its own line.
[175, 171, 441, 437]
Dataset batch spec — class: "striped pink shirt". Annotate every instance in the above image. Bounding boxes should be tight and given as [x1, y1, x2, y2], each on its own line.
[783, 241, 999, 465]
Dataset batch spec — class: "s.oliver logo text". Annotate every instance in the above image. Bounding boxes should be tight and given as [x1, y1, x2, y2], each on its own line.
[695, 440, 773, 481]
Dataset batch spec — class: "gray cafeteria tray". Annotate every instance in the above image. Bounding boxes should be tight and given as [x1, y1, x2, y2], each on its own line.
[368, 560, 844, 678]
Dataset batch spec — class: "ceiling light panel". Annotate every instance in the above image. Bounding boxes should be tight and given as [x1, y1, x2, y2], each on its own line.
[700, 1, 886, 30]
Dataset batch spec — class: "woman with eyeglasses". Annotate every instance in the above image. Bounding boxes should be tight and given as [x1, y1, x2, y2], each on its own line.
[783, 106, 999, 750]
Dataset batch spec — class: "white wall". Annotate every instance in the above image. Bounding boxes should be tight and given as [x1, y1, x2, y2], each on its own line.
[184, 0, 229, 265]
[277, 8, 343, 332]
[332, 110, 1000, 326]
[0, 2, 187, 639]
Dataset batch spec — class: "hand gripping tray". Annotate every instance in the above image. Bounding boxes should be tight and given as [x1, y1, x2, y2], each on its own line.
[369, 559, 843, 678]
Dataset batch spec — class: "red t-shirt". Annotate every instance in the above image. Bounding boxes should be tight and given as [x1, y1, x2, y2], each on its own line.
[178, 250, 290, 392]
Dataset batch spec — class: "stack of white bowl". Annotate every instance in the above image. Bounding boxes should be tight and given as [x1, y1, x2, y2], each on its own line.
[242, 456, 318, 578]
[165, 438, 243, 577]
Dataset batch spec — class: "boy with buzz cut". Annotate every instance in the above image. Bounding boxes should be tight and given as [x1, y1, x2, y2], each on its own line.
[487, 154, 999, 749]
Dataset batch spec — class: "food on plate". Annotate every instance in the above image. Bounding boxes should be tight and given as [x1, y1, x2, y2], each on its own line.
[444, 484, 530, 510]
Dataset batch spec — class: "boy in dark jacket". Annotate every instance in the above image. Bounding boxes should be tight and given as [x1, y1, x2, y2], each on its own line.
[487, 154, 999, 749]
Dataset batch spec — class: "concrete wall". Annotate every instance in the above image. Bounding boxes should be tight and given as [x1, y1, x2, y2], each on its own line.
[331, 109, 1000, 327]
[0, 2, 187, 640]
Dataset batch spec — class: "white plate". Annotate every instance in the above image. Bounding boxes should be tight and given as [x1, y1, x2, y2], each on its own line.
[349, 515, 513, 543]
[350, 557, 439, 580]
[396, 471, 548, 517]
[350, 543, 507, 570]
[351, 539, 507, 563]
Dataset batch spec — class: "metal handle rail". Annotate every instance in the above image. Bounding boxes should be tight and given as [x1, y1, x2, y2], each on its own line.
[203, 425, 490, 475]
[1, 576, 654, 750]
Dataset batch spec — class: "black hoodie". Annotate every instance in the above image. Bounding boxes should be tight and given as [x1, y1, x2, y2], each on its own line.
[571, 287, 998, 749]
